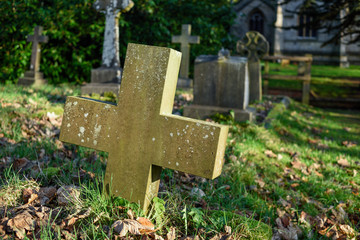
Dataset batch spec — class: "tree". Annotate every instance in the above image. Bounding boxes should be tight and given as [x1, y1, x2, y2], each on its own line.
[282, 0, 360, 45]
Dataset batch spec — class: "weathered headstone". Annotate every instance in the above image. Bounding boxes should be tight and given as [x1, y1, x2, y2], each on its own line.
[183, 50, 255, 122]
[60, 43, 229, 212]
[237, 31, 269, 103]
[172, 24, 200, 88]
[18, 26, 48, 86]
[81, 0, 134, 96]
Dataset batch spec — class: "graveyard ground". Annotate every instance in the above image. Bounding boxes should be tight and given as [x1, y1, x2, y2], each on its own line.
[264, 63, 360, 101]
[0, 84, 359, 240]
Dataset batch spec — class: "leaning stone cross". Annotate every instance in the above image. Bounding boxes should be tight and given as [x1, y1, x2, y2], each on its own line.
[60, 43, 229, 211]
[18, 26, 48, 86]
[237, 31, 269, 102]
[94, 0, 133, 68]
[172, 24, 200, 79]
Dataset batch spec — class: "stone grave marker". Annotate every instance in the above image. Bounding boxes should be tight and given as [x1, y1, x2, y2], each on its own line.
[81, 0, 134, 97]
[172, 24, 200, 88]
[183, 49, 255, 122]
[237, 31, 269, 103]
[60, 43, 229, 211]
[18, 26, 48, 86]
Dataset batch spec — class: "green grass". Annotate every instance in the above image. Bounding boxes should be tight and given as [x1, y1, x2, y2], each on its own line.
[263, 63, 360, 98]
[0, 83, 359, 239]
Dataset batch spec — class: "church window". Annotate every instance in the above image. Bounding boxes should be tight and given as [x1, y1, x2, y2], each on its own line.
[249, 10, 264, 34]
[298, 14, 317, 38]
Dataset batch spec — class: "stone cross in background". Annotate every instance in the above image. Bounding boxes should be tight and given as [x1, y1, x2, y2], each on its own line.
[18, 26, 48, 86]
[237, 31, 269, 103]
[81, 0, 134, 96]
[60, 43, 229, 212]
[172, 24, 200, 87]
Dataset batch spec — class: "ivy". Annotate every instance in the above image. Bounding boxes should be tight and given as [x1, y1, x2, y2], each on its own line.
[0, 0, 236, 84]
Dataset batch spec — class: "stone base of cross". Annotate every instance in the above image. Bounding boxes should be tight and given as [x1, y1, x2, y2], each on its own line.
[81, 66, 122, 97]
[18, 71, 47, 86]
[60, 43, 229, 212]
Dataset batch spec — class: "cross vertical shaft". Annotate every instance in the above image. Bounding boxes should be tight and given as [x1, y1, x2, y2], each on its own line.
[27, 26, 48, 72]
[172, 24, 200, 79]
[94, 0, 133, 68]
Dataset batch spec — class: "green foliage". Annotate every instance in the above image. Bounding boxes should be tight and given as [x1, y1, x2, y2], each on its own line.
[0, 0, 236, 84]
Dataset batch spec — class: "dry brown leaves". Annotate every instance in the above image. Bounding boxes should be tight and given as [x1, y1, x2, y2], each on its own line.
[273, 195, 359, 240]
[111, 217, 160, 239]
[337, 157, 350, 168]
[0, 185, 88, 239]
[341, 141, 357, 148]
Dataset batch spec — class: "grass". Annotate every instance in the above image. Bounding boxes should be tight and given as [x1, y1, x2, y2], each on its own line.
[0, 83, 359, 239]
[263, 63, 360, 98]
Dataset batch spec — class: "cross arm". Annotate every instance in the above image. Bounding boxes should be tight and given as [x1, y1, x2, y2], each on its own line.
[60, 96, 118, 152]
[171, 36, 181, 43]
[158, 115, 229, 179]
[188, 36, 200, 44]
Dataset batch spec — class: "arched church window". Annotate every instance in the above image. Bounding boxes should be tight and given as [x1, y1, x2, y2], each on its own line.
[249, 10, 264, 34]
[298, 13, 318, 38]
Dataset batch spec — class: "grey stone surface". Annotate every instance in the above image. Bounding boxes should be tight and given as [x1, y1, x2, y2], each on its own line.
[237, 31, 269, 103]
[184, 54, 254, 122]
[81, 83, 121, 97]
[18, 26, 48, 86]
[82, 0, 133, 96]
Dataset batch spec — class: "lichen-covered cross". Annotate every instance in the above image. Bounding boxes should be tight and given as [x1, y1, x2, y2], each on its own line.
[94, 0, 134, 68]
[60, 43, 229, 211]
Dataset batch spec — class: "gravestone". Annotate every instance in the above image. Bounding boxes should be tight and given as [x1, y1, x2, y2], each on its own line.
[81, 0, 134, 97]
[183, 50, 255, 122]
[237, 31, 269, 103]
[18, 26, 48, 86]
[60, 43, 229, 212]
[172, 24, 200, 88]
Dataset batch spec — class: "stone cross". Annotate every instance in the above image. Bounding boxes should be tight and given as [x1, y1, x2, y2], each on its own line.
[18, 26, 48, 86]
[60, 43, 229, 212]
[237, 31, 269, 102]
[94, 0, 134, 68]
[172, 24, 200, 79]
[27, 26, 48, 72]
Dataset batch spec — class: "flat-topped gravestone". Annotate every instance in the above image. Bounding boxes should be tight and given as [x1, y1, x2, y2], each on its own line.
[172, 24, 200, 88]
[237, 31, 269, 103]
[81, 0, 134, 97]
[18, 26, 48, 86]
[60, 43, 229, 212]
[183, 50, 255, 122]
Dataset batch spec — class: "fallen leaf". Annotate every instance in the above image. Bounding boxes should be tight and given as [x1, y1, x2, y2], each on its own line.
[342, 141, 357, 148]
[167, 227, 176, 240]
[337, 158, 350, 167]
[265, 150, 277, 158]
[136, 217, 154, 230]
[255, 178, 266, 188]
[7, 211, 36, 239]
[13, 158, 30, 171]
[291, 160, 306, 170]
[111, 219, 142, 237]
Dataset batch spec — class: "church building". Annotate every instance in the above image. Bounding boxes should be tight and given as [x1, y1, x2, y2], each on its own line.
[231, 0, 360, 66]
